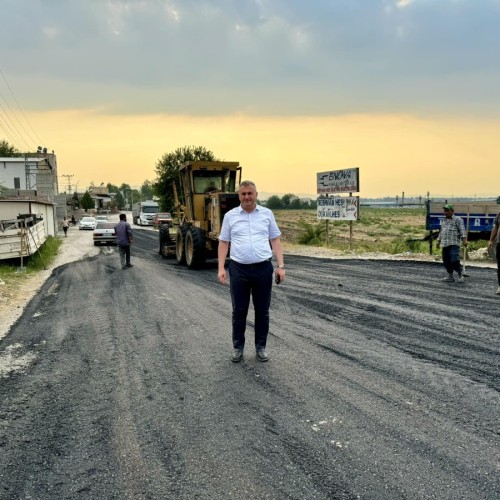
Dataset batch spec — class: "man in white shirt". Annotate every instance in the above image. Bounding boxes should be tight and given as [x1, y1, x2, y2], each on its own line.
[218, 181, 285, 363]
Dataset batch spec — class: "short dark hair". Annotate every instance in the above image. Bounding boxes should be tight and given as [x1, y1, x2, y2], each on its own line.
[239, 180, 257, 191]
[119, 213, 126, 221]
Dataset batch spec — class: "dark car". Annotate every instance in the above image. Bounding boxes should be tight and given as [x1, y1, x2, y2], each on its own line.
[92, 222, 117, 246]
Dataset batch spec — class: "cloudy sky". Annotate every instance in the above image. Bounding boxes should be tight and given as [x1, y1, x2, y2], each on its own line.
[1, 0, 499, 198]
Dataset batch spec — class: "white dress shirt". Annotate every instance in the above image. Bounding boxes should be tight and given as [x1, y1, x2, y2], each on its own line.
[219, 205, 281, 264]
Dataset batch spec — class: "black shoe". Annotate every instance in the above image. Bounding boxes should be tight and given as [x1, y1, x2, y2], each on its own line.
[232, 349, 243, 363]
[256, 350, 269, 362]
[126, 263, 134, 268]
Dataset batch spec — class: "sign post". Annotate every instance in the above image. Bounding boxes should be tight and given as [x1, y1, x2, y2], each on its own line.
[317, 168, 360, 249]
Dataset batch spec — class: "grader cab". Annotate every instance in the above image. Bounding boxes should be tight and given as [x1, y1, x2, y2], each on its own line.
[159, 161, 242, 268]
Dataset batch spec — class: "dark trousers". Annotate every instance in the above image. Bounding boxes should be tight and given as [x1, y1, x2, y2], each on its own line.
[442, 245, 462, 275]
[496, 243, 500, 285]
[228, 260, 273, 351]
[118, 245, 131, 267]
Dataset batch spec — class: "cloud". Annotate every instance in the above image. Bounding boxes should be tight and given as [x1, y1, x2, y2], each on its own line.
[0, 0, 499, 118]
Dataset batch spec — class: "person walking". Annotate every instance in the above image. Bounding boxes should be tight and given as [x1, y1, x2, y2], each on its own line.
[487, 211, 500, 295]
[436, 204, 468, 283]
[115, 213, 134, 269]
[218, 180, 285, 363]
[61, 216, 69, 237]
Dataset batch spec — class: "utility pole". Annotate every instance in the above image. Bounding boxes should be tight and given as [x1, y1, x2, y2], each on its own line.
[61, 174, 75, 194]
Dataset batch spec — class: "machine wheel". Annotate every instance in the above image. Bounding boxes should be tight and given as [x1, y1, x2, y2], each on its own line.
[176, 225, 188, 264]
[159, 225, 172, 256]
[185, 227, 206, 268]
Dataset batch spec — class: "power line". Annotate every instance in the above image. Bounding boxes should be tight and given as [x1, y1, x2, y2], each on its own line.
[0, 101, 29, 150]
[0, 68, 45, 152]
[0, 67, 45, 147]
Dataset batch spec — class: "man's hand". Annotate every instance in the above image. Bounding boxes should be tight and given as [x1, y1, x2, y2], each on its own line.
[218, 269, 227, 285]
[275, 268, 286, 284]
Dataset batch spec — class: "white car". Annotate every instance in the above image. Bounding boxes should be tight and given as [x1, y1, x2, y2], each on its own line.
[93, 222, 117, 245]
[79, 216, 97, 230]
[95, 215, 108, 222]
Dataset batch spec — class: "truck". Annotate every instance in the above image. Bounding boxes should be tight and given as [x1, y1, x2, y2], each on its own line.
[132, 200, 159, 226]
[159, 161, 242, 268]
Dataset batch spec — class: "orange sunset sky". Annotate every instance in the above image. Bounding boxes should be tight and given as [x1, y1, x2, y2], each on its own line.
[2, 1, 499, 199]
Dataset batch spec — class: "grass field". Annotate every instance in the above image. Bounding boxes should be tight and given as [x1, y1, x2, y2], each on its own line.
[274, 207, 489, 255]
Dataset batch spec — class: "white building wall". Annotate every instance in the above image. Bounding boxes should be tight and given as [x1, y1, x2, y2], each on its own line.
[0, 159, 29, 189]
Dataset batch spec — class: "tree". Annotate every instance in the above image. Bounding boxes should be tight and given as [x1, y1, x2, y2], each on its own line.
[113, 191, 125, 210]
[266, 195, 284, 209]
[80, 191, 95, 212]
[71, 192, 80, 210]
[107, 183, 120, 193]
[141, 180, 153, 200]
[497, 196, 500, 204]
[153, 145, 218, 211]
[0, 139, 21, 157]
[281, 193, 295, 208]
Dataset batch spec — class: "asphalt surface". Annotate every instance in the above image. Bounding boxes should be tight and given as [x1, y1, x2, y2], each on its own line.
[0, 228, 499, 499]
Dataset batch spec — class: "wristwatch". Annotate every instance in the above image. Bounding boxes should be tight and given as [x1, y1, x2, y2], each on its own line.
[277, 265, 285, 269]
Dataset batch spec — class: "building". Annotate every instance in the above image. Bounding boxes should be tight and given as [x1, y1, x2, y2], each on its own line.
[0, 153, 59, 199]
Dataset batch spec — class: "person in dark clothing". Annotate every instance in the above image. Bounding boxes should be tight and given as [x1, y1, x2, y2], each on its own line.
[114, 213, 134, 269]
[436, 204, 468, 283]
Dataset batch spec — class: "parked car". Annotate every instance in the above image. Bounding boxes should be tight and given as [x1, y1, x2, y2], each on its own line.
[93, 222, 117, 245]
[95, 215, 108, 222]
[79, 216, 97, 230]
[153, 212, 173, 228]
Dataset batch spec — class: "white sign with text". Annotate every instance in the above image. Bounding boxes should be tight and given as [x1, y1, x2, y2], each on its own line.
[317, 196, 359, 220]
[317, 168, 360, 194]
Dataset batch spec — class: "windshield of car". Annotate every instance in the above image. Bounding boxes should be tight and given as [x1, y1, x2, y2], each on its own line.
[142, 206, 158, 214]
[81, 217, 95, 222]
[95, 222, 115, 229]
[157, 213, 171, 218]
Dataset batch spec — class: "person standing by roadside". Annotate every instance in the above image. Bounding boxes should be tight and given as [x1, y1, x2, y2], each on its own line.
[218, 180, 285, 363]
[115, 213, 134, 269]
[436, 204, 468, 283]
[487, 211, 500, 295]
[61, 216, 69, 237]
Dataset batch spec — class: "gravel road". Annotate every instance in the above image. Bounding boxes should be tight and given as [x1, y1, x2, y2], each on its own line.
[0, 224, 499, 499]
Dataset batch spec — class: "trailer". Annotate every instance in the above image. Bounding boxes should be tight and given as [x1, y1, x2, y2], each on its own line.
[427, 201, 500, 238]
[0, 215, 47, 261]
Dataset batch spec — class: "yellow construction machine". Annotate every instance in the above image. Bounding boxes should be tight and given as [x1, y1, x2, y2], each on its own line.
[159, 161, 242, 268]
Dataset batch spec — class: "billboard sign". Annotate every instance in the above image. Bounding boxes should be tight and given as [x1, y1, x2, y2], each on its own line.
[317, 196, 359, 221]
[317, 168, 359, 194]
